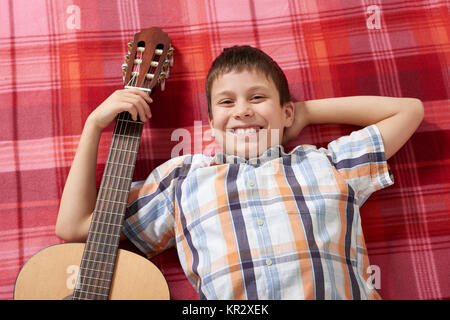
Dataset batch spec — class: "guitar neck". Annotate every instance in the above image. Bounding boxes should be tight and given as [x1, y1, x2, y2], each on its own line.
[72, 112, 144, 300]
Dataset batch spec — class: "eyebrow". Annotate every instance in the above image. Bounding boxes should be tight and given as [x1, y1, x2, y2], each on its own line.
[214, 85, 269, 98]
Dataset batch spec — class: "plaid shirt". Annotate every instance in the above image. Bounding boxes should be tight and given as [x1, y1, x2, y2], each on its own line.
[123, 124, 394, 299]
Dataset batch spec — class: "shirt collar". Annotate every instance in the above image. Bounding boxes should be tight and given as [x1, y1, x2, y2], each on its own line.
[211, 144, 286, 166]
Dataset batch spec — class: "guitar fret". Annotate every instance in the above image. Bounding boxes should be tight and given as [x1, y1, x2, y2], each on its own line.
[114, 133, 140, 140]
[74, 288, 109, 298]
[104, 166, 133, 176]
[87, 240, 118, 248]
[78, 273, 112, 286]
[88, 230, 121, 239]
[89, 218, 122, 228]
[85, 238, 118, 252]
[97, 192, 129, 205]
[102, 186, 129, 194]
[90, 227, 121, 239]
[110, 147, 138, 154]
[79, 252, 116, 274]
[81, 257, 116, 268]
[79, 265, 114, 276]
[86, 228, 121, 256]
[76, 280, 112, 292]
[99, 186, 129, 192]
[103, 174, 132, 182]
[97, 199, 128, 206]
[83, 248, 117, 258]
[106, 161, 135, 168]
[76, 262, 115, 297]
[91, 215, 124, 227]
[89, 223, 122, 235]
[81, 253, 116, 270]
[76, 282, 112, 297]
[117, 118, 144, 125]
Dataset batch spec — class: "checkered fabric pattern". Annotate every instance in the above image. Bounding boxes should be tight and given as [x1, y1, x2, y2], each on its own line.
[1, 0, 449, 300]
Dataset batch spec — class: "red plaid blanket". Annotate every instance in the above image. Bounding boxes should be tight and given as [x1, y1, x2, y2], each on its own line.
[1, 0, 449, 300]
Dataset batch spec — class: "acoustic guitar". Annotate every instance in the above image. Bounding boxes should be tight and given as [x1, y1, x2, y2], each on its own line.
[14, 27, 173, 300]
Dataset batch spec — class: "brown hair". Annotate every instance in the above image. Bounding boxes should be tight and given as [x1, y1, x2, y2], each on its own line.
[206, 45, 291, 119]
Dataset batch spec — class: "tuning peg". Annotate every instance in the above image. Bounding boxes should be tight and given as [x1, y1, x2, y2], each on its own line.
[127, 41, 133, 52]
[158, 71, 166, 82]
[160, 78, 166, 91]
[122, 63, 127, 80]
[165, 67, 170, 79]
[162, 59, 169, 70]
[167, 47, 174, 66]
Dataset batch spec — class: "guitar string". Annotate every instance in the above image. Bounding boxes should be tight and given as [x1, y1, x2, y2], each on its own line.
[93, 110, 132, 298]
[127, 47, 143, 88]
[94, 111, 127, 298]
[87, 105, 142, 298]
[76, 111, 131, 299]
[98, 110, 136, 297]
[91, 112, 127, 299]
[103, 110, 138, 292]
[73, 111, 127, 300]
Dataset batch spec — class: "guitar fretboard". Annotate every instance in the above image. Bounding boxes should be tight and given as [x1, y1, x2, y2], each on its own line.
[72, 112, 144, 300]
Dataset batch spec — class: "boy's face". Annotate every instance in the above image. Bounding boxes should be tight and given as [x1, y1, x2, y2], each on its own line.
[208, 69, 294, 159]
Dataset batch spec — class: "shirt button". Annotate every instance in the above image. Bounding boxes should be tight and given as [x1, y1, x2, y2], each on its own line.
[257, 219, 264, 226]
[248, 180, 255, 187]
[265, 258, 272, 266]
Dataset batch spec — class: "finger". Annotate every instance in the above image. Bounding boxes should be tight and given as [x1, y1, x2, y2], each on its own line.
[133, 94, 152, 119]
[123, 103, 138, 121]
[144, 102, 152, 119]
[123, 93, 151, 120]
[125, 87, 153, 105]
[122, 96, 148, 122]
[137, 103, 148, 122]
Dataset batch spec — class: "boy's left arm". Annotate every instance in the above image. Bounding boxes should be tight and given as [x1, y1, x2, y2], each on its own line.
[284, 96, 424, 160]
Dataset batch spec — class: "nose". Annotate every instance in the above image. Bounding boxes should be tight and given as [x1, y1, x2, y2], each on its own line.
[233, 100, 254, 119]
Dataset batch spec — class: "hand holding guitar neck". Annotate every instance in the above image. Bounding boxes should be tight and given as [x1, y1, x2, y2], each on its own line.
[88, 88, 153, 131]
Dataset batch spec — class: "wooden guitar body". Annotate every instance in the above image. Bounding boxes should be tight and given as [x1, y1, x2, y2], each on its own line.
[14, 243, 170, 300]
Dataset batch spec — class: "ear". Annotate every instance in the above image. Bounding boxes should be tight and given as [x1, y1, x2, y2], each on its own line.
[208, 117, 215, 137]
[283, 101, 295, 127]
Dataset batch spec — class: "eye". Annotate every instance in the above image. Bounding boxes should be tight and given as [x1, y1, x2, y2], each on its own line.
[219, 99, 233, 105]
[251, 95, 265, 101]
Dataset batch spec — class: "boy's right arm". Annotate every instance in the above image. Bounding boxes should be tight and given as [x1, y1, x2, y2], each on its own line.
[55, 88, 153, 242]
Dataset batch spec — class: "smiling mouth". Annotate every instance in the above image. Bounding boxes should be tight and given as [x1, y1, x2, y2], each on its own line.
[226, 127, 263, 135]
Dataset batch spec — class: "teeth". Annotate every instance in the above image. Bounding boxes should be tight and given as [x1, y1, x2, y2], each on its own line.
[229, 127, 259, 134]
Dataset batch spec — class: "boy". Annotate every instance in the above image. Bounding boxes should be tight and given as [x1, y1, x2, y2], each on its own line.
[56, 46, 424, 299]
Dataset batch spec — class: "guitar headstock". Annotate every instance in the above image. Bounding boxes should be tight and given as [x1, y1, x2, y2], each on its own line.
[122, 27, 173, 94]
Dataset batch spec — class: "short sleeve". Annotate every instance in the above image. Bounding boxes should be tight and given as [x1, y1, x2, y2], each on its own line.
[122, 155, 190, 258]
[324, 124, 394, 206]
